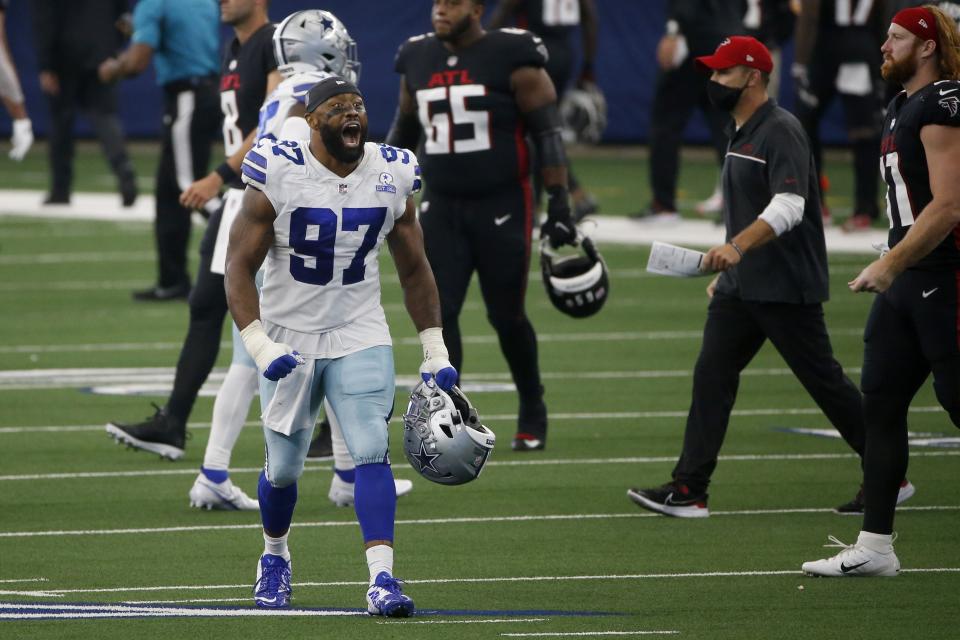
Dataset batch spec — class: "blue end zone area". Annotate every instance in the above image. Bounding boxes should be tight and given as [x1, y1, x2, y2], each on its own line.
[0, 601, 618, 620]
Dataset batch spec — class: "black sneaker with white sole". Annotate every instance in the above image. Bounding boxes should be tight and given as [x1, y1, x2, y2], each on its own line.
[512, 395, 547, 452]
[834, 479, 916, 514]
[627, 481, 709, 518]
[105, 403, 187, 461]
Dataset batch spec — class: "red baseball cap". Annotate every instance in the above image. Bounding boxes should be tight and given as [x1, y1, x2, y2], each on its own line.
[695, 36, 774, 74]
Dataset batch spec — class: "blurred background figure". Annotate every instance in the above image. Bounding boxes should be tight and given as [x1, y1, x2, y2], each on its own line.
[488, 0, 602, 221]
[631, 0, 745, 223]
[791, 0, 887, 231]
[98, 0, 221, 302]
[31, 0, 136, 207]
[0, 0, 32, 161]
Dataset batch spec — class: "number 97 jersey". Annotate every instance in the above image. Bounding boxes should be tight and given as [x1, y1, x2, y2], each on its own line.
[241, 139, 421, 340]
[394, 28, 548, 197]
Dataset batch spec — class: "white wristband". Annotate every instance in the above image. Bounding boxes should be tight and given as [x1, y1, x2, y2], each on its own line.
[418, 327, 448, 361]
[239, 319, 281, 371]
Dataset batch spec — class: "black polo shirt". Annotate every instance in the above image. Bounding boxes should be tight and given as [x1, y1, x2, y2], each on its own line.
[715, 99, 829, 304]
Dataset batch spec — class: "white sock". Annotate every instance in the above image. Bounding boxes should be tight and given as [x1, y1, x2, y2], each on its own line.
[858, 530, 894, 554]
[325, 398, 355, 475]
[366, 544, 394, 584]
[263, 531, 291, 561]
[203, 364, 258, 470]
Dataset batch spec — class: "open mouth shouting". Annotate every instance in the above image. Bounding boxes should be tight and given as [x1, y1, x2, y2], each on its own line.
[342, 121, 362, 148]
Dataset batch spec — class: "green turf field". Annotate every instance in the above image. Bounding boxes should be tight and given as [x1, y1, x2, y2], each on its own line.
[0, 145, 956, 638]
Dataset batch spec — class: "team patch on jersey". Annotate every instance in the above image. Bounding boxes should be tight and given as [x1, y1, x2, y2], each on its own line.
[376, 171, 396, 194]
[939, 95, 960, 118]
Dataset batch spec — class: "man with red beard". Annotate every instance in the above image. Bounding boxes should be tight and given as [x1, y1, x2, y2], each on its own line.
[802, 4, 960, 577]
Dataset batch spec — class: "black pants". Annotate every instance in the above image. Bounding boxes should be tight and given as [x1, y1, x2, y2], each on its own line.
[45, 67, 132, 198]
[860, 269, 960, 534]
[165, 203, 229, 424]
[649, 58, 730, 211]
[673, 293, 865, 493]
[154, 79, 220, 289]
[796, 33, 882, 218]
[419, 183, 544, 406]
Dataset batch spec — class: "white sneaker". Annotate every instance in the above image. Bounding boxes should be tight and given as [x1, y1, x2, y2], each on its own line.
[328, 475, 414, 507]
[695, 186, 723, 215]
[189, 473, 259, 511]
[801, 535, 900, 577]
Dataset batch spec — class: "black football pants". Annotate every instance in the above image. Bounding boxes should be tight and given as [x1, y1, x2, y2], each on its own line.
[672, 293, 865, 494]
[418, 183, 544, 404]
[860, 269, 960, 535]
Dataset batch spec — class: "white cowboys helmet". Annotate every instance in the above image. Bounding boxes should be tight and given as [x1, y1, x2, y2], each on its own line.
[540, 235, 609, 318]
[560, 82, 608, 144]
[402, 381, 496, 486]
[273, 10, 361, 82]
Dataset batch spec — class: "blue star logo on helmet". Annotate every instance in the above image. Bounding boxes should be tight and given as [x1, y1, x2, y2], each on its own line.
[412, 440, 442, 474]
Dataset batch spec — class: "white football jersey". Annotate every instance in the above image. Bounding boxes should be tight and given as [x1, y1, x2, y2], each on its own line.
[255, 70, 333, 142]
[240, 138, 421, 357]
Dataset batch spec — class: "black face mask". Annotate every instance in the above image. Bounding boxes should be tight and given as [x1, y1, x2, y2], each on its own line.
[707, 79, 746, 112]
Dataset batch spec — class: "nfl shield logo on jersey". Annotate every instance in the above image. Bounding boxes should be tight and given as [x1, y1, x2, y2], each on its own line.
[339, 183, 348, 194]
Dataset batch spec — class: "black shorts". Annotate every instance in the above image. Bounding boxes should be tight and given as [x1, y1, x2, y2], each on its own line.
[861, 268, 960, 403]
[418, 182, 535, 320]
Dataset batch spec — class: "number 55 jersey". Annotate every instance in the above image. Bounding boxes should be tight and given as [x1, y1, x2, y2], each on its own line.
[240, 139, 421, 358]
[394, 28, 548, 197]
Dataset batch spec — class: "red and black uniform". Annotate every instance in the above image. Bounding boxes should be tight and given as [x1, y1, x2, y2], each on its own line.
[861, 79, 960, 534]
[393, 29, 548, 428]
[166, 24, 276, 427]
[796, 0, 886, 219]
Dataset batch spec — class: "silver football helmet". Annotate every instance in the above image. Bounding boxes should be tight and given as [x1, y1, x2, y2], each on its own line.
[273, 10, 361, 82]
[402, 382, 496, 486]
[560, 82, 608, 144]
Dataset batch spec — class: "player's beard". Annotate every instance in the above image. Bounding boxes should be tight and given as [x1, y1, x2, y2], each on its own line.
[321, 121, 367, 164]
[881, 46, 920, 86]
[436, 13, 473, 42]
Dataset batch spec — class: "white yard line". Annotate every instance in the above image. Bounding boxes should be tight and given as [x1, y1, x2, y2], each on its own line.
[1, 450, 958, 482]
[501, 633, 679, 637]
[2, 506, 958, 540]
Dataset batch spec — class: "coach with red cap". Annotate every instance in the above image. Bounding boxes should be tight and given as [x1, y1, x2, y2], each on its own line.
[628, 36, 869, 519]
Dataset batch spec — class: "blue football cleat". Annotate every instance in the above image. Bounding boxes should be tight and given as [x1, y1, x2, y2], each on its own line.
[366, 571, 415, 617]
[253, 554, 292, 609]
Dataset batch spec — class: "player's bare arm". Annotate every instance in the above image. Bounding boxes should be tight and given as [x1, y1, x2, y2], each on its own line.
[224, 187, 276, 331]
[513, 65, 565, 185]
[99, 43, 153, 83]
[385, 76, 422, 150]
[181, 70, 284, 209]
[387, 196, 442, 332]
[702, 219, 776, 272]
[850, 124, 960, 293]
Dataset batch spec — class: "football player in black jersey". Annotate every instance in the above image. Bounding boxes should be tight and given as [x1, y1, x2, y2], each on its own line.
[387, 0, 578, 451]
[488, 0, 600, 219]
[106, 0, 281, 466]
[792, 0, 887, 231]
[803, 5, 960, 577]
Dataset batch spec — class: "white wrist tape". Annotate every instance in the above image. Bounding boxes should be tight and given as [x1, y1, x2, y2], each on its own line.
[418, 327, 448, 361]
[240, 319, 288, 371]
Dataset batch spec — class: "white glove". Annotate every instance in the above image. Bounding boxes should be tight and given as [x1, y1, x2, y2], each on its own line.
[418, 327, 458, 391]
[240, 319, 305, 381]
[9, 118, 32, 161]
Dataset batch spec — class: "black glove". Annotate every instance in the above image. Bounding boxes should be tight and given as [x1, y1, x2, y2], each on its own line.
[541, 186, 577, 248]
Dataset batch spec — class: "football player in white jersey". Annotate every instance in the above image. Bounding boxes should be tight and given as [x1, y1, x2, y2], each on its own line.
[226, 76, 457, 615]
[189, 10, 414, 510]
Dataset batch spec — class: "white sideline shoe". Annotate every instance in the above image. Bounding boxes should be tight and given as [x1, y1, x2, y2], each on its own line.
[801, 534, 900, 577]
[189, 474, 259, 511]
[328, 474, 414, 507]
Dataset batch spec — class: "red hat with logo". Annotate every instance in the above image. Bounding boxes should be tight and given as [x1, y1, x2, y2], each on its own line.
[695, 36, 774, 74]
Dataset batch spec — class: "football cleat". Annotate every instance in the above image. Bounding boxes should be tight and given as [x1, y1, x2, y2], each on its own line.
[105, 404, 187, 460]
[835, 479, 915, 515]
[627, 481, 709, 518]
[366, 571, 415, 617]
[511, 432, 545, 451]
[254, 554, 292, 608]
[801, 535, 900, 577]
[189, 474, 259, 511]
[328, 474, 414, 508]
